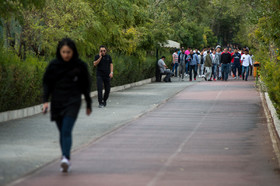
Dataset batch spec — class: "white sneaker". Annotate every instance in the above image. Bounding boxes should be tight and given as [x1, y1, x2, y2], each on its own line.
[60, 156, 71, 173]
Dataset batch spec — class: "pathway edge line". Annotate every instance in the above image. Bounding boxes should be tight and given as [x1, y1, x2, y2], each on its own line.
[264, 92, 280, 138]
[261, 91, 280, 167]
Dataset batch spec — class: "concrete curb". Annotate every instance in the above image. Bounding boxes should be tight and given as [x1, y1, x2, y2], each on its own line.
[264, 92, 280, 139]
[0, 77, 155, 123]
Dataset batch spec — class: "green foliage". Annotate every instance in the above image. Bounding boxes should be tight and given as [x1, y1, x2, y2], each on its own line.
[109, 55, 156, 87]
[0, 0, 45, 18]
[259, 54, 280, 117]
[0, 48, 47, 112]
[0, 47, 156, 112]
[18, 0, 102, 57]
[238, 0, 280, 117]
[2, 0, 280, 115]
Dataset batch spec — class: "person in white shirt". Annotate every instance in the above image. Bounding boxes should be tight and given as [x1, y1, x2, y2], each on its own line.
[172, 49, 179, 77]
[241, 49, 252, 81]
[216, 47, 222, 80]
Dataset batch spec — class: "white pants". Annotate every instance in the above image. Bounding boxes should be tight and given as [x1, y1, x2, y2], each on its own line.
[199, 64, 204, 75]
[205, 67, 212, 80]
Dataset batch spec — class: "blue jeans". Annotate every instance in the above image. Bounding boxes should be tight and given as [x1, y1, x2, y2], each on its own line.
[212, 64, 217, 79]
[222, 64, 229, 81]
[185, 62, 189, 75]
[172, 63, 179, 76]
[56, 116, 77, 159]
[242, 66, 249, 80]
[189, 65, 197, 80]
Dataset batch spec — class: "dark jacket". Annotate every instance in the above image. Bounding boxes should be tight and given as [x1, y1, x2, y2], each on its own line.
[221, 52, 232, 64]
[43, 58, 92, 121]
[232, 52, 241, 64]
[178, 52, 186, 64]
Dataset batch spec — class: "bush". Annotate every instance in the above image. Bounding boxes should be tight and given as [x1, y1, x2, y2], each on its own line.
[0, 50, 47, 112]
[260, 60, 280, 117]
[0, 50, 156, 112]
[83, 54, 156, 90]
[258, 49, 280, 118]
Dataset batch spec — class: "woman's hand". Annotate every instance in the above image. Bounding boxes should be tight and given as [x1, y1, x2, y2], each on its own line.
[86, 108, 92, 116]
[109, 72, 113, 78]
[42, 103, 49, 114]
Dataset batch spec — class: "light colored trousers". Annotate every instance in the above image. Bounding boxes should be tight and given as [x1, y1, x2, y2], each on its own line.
[218, 66, 222, 78]
[205, 67, 212, 80]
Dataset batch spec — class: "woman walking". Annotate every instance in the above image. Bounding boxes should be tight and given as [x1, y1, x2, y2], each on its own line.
[42, 38, 92, 173]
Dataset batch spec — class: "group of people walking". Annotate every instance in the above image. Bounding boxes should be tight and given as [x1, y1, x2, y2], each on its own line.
[171, 45, 254, 82]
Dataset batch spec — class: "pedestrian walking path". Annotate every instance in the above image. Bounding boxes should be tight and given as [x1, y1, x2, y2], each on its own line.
[3, 77, 280, 186]
[0, 77, 197, 186]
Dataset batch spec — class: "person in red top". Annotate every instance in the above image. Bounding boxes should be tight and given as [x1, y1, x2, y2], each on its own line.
[228, 47, 234, 77]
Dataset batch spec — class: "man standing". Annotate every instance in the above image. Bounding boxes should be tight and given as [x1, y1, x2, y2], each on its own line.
[187, 50, 199, 81]
[185, 47, 191, 76]
[172, 49, 179, 77]
[241, 49, 252, 81]
[158, 56, 173, 82]
[221, 48, 231, 81]
[198, 49, 205, 78]
[94, 46, 113, 108]
[216, 47, 222, 80]
[228, 47, 234, 76]
[211, 50, 219, 81]
[232, 48, 242, 79]
[178, 48, 186, 81]
[204, 50, 212, 81]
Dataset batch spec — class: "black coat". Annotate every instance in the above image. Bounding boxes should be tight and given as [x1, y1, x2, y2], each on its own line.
[221, 52, 232, 64]
[43, 58, 92, 121]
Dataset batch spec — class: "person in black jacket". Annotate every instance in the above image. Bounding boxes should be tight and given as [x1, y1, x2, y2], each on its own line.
[178, 48, 186, 81]
[42, 38, 92, 173]
[220, 48, 232, 81]
[232, 48, 242, 79]
[93, 46, 113, 108]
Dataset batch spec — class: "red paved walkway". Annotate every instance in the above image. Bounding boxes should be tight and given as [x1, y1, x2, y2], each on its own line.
[11, 80, 280, 186]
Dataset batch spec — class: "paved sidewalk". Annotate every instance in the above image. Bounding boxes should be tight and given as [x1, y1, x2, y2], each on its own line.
[0, 77, 197, 186]
[8, 78, 280, 186]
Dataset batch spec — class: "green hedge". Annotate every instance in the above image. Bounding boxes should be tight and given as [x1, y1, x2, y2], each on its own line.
[260, 59, 280, 117]
[0, 50, 47, 112]
[256, 49, 280, 118]
[0, 50, 157, 112]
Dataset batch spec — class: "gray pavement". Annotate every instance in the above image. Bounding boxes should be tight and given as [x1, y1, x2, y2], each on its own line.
[0, 77, 197, 186]
[8, 77, 280, 186]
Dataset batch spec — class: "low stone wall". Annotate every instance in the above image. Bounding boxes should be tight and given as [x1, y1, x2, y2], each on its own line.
[265, 92, 280, 139]
[0, 78, 155, 123]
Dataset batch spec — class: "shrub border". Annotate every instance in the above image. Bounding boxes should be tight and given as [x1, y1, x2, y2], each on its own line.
[261, 90, 280, 167]
[0, 77, 155, 123]
[264, 92, 280, 139]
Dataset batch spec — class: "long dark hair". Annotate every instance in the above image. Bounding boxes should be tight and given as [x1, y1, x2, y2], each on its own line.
[56, 38, 79, 62]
